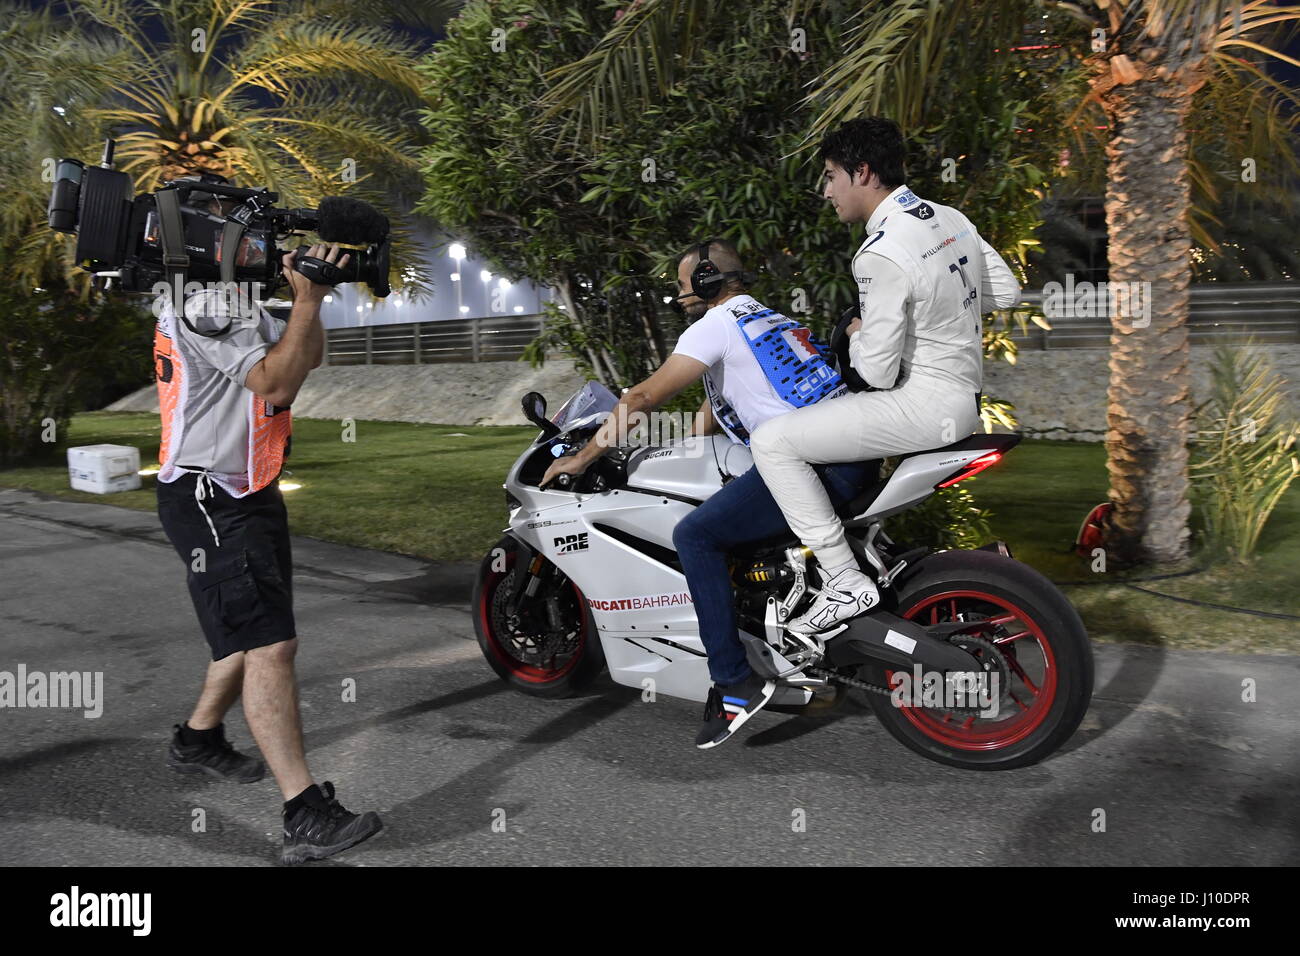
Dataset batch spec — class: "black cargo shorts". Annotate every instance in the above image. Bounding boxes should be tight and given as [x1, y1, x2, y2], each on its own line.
[157, 471, 296, 660]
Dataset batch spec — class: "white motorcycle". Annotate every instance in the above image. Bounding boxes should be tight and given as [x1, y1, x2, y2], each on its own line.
[473, 381, 1094, 770]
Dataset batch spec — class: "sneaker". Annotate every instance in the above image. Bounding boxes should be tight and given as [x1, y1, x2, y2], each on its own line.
[785, 567, 880, 635]
[167, 723, 265, 783]
[695, 673, 776, 749]
[281, 781, 383, 865]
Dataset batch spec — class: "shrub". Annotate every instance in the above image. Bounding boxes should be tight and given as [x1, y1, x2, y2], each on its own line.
[1189, 344, 1300, 563]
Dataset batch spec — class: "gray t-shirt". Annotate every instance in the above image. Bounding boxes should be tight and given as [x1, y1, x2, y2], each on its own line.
[162, 290, 282, 476]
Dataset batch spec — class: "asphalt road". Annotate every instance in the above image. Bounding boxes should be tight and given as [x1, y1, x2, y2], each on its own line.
[1, 487, 1297, 866]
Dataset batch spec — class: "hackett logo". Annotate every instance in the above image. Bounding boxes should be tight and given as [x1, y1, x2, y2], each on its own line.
[587, 592, 694, 612]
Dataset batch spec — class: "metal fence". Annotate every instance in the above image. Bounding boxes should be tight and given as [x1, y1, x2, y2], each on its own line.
[325, 314, 547, 365]
[323, 283, 1300, 364]
[1007, 282, 1300, 349]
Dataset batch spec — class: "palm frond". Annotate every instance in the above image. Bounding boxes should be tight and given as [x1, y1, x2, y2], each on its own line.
[64, 0, 165, 66]
[2, 0, 432, 295]
[539, 0, 713, 146]
[223, 18, 425, 106]
[800, 0, 1028, 150]
[311, 0, 462, 31]
[1190, 341, 1300, 561]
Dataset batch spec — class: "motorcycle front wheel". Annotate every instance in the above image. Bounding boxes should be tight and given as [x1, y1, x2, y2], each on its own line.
[473, 535, 605, 698]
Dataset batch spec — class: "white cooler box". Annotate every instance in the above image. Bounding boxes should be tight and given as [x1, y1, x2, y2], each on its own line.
[67, 444, 142, 494]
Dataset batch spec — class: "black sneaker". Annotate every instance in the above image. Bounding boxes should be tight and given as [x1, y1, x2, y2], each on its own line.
[695, 673, 776, 749]
[167, 723, 265, 783]
[282, 781, 383, 865]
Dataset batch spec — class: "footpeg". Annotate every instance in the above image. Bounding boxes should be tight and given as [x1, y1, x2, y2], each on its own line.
[776, 546, 810, 623]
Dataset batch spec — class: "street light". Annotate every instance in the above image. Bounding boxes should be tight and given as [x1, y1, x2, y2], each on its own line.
[449, 243, 466, 320]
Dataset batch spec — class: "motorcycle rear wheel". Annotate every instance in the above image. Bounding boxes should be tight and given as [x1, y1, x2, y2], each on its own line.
[860, 549, 1093, 770]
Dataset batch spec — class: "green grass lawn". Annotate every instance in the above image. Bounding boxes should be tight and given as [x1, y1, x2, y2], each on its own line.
[4, 413, 1297, 653]
[0, 411, 532, 562]
[969, 439, 1300, 654]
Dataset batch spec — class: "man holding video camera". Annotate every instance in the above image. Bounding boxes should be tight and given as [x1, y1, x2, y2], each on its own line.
[154, 180, 383, 864]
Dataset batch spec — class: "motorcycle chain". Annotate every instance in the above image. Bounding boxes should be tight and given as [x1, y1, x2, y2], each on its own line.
[805, 665, 893, 698]
[806, 634, 1007, 718]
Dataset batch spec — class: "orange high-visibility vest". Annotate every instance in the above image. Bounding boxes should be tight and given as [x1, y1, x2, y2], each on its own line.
[154, 303, 291, 497]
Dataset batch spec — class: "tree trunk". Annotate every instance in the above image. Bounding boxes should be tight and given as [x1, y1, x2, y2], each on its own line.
[639, 293, 667, 367]
[555, 277, 610, 385]
[1101, 72, 1198, 566]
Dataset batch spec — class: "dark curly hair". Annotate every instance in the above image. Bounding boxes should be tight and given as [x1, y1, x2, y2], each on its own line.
[819, 117, 907, 189]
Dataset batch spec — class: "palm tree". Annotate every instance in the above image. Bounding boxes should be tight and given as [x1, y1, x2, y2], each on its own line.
[539, 0, 1300, 568]
[1054, 0, 1298, 565]
[2, 0, 455, 295]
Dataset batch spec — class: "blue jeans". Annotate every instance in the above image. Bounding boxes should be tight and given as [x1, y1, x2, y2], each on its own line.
[671, 460, 875, 686]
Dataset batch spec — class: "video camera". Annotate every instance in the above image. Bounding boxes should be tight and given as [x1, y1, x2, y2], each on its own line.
[47, 140, 392, 304]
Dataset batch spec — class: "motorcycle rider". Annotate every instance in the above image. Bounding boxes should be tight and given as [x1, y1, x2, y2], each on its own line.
[750, 117, 1022, 635]
[541, 240, 875, 749]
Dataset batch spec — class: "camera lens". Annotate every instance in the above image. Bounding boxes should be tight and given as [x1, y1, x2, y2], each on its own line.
[366, 239, 391, 297]
[48, 159, 85, 233]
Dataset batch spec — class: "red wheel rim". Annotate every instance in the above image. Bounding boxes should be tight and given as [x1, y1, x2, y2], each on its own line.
[886, 589, 1058, 751]
[479, 550, 587, 684]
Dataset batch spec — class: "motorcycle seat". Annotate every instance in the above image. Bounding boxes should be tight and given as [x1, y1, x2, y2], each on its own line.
[832, 432, 1022, 520]
[727, 433, 1024, 558]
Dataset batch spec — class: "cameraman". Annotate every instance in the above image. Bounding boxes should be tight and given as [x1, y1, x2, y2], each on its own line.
[153, 182, 382, 864]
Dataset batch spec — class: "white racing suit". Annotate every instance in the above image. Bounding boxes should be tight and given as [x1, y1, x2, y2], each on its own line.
[750, 185, 1022, 572]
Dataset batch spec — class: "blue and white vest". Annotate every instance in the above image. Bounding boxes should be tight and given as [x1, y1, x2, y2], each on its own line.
[706, 299, 846, 445]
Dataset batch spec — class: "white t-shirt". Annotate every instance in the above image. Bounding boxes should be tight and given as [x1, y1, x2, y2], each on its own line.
[672, 294, 837, 445]
[157, 289, 281, 477]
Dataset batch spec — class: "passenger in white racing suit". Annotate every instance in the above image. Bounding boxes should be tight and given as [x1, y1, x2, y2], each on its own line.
[750, 116, 1022, 635]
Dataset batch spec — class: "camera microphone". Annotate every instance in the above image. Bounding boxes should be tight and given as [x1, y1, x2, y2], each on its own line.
[316, 196, 389, 245]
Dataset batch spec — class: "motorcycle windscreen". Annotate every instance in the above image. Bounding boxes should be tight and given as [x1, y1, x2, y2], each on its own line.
[550, 380, 619, 432]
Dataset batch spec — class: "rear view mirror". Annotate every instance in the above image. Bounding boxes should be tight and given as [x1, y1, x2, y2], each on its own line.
[521, 391, 559, 437]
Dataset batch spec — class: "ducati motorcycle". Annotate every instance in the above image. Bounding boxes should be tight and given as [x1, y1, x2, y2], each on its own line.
[473, 381, 1094, 770]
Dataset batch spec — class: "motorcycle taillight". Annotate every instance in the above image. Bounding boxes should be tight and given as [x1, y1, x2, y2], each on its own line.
[936, 451, 1002, 488]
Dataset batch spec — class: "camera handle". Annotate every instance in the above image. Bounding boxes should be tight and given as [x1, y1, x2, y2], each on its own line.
[291, 251, 346, 286]
[156, 188, 236, 338]
[156, 189, 224, 337]
[219, 216, 250, 285]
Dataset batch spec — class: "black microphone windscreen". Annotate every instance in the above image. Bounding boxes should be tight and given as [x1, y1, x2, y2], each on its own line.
[316, 196, 389, 244]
